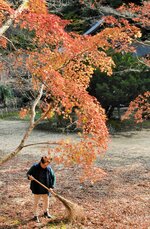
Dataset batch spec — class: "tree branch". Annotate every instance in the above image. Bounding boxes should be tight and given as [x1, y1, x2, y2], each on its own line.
[30, 84, 44, 125]
[0, 0, 29, 36]
[1, 35, 17, 50]
[23, 141, 60, 148]
[114, 68, 149, 75]
[136, 56, 150, 68]
[99, 6, 133, 18]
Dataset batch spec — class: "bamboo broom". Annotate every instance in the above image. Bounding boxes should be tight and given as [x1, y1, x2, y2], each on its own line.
[29, 175, 85, 222]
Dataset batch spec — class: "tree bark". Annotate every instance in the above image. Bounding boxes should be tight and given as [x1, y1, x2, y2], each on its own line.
[106, 105, 114, 119]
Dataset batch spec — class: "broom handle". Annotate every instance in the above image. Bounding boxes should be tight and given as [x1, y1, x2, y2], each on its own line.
[28, 175, 57, 196]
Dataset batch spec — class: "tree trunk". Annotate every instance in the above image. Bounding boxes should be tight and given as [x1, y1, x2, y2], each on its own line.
[117, 107, 121, 120]
[106, 106, 114, 119]
[0, 84, 44, 165]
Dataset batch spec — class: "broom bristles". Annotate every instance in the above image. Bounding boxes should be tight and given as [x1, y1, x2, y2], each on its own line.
[54, 192, 85, 221]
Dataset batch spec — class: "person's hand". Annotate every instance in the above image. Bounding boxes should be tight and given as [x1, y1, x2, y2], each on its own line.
[28, 175, 34, 181]
[48, 188, 56, 196]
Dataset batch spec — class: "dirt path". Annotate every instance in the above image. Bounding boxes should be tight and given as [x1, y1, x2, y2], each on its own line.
[0, 120, 150, 228]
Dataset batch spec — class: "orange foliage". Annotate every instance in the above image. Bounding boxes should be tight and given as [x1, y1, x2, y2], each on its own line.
[19, 108, 29, 119]
[27, 0, 48, 14]
[118, 2, 150, 27]
[122, 91, 150, 123]
[0, 0, 149, 179]
[81, 0, 150, 28]
[0, 36, 7, 48]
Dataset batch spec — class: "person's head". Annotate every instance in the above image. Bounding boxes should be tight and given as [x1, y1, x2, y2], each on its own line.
[40, 156, 52, 168]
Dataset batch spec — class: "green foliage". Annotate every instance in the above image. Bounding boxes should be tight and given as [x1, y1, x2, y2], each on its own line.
[0, 28, 36, 54]
[7, 28, 36, 51]
[0, 109, 40, 121]
[0, 84, 13, 98]
[8, 0, 22, 9]
[61, 1, 99, 19]
[102, 0, 143, 8]
[88, 52, 150, 118]
[106, 0, 123, 8]
[60, 1, 99, 34]
[61, 4, 82, 19]
[66, 19, 90, 34]
[0, 84, 14, 106]
[107, 118, 150, 133]
[0, 111, 19, 120]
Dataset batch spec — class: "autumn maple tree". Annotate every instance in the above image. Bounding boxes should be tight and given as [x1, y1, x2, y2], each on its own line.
[0, 0, 149, 180]
[80, 0, 150, 123]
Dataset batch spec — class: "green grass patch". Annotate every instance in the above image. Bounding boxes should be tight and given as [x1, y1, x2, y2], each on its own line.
[0, 110, 42, 121]
[107, 119, 150, 134]
[0, 111, 20, 120]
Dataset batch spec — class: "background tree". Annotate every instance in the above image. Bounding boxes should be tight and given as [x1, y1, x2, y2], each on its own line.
[88, 52, 150, 119]
[79, 0, 150, 123]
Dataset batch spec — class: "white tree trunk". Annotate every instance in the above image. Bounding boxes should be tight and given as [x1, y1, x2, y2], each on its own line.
[0, 0, 29, 36]
[0, 84, 46, 165]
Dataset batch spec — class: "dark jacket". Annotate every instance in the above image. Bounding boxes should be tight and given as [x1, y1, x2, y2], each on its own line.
[27, 163, 56, 195]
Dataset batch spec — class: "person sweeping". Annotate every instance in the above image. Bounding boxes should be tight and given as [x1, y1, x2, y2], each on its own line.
[27, 155, 56, 223]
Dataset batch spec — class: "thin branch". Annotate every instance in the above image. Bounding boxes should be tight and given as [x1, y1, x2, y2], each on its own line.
[0, 0, 29, 36]
[23, 141, 60, 148]
[64, 120, 79, 131]
[136, 55, 150, 68]
[96, 6, 136, 19]
[136, 40, 150, 47]
[30, 84, 44, 125]
[33, 106, 53, 127]
[0, 56, 14, 66]
[114, 68, 149, 74]
[1, 35, 17, 50]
